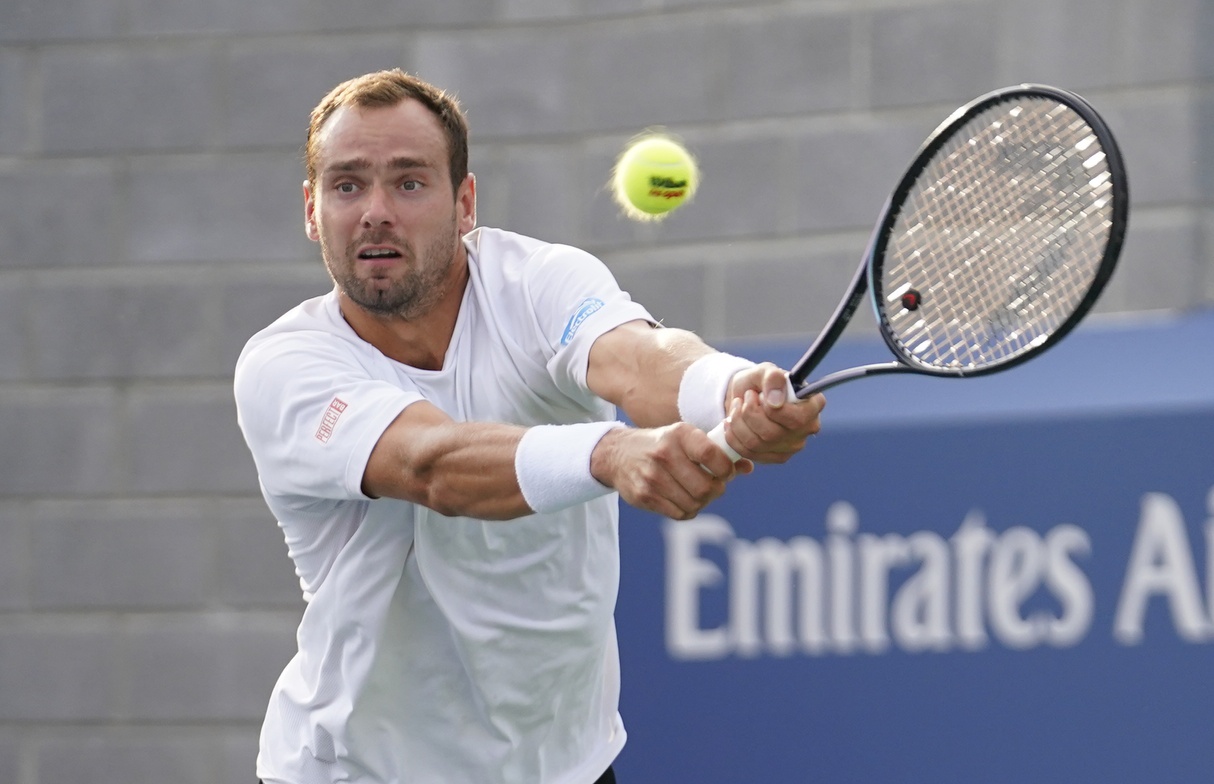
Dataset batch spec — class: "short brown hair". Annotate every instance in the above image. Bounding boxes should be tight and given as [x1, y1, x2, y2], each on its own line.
[305, 69, 469, 193]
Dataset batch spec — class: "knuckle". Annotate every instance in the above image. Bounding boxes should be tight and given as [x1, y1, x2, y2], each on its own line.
[669, 421, 697, 439]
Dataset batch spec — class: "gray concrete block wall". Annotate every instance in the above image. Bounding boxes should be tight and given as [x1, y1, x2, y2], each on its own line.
[0, 1, 1210, 781]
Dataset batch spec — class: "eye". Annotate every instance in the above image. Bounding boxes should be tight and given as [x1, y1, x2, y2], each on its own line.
[401, 180, 422, 192]
[335, 181, 359, 194]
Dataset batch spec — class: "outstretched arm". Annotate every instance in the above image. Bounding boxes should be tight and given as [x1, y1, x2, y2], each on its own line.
[361, 397, 739, 521]
[360, 320, 823, 519]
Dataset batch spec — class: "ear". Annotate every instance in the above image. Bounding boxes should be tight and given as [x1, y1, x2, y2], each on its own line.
[303, 180, 320, 242]
[456, 173, 477, 235]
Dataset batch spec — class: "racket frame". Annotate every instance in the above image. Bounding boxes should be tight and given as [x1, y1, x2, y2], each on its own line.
[787, 83, 1129, 399]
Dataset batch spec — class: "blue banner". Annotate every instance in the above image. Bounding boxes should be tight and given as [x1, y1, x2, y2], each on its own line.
[614, 311, 1214, 782]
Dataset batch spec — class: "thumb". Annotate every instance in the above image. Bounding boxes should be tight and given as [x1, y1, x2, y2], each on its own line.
[764, 373, 793, 408]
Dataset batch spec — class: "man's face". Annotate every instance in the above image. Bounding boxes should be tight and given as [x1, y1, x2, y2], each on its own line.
[304, 99, 475, 319]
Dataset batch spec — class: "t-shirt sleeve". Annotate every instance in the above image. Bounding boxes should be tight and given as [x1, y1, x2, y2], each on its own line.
[524, 244, 654, 403]
[234, 332, 422, 501]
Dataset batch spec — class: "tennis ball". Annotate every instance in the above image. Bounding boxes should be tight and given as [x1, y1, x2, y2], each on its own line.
[611, 133, 699, 221]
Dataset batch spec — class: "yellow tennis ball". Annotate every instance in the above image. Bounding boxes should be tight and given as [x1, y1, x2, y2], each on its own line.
[611, 133, 699, 221]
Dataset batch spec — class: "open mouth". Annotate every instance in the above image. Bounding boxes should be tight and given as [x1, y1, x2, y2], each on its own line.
[358, 247, 403, 260]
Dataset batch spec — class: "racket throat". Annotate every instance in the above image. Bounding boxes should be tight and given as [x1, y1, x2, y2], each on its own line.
[798, 361, 907, 397]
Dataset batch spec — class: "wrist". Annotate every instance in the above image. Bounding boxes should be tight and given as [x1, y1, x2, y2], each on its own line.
[677, 352, 756, 431]
[588, 425, 625, 489]
[515, 421, 624, 514]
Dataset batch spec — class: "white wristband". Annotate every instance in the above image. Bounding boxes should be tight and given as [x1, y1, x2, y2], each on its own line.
[515, 421, 624, 514]
[677, 352, 757, 431]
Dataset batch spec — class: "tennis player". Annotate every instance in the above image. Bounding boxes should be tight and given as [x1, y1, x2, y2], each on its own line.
[234, 69, 824, 784]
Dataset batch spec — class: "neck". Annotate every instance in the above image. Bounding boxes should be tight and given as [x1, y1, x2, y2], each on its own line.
[338, 261, 469, 371]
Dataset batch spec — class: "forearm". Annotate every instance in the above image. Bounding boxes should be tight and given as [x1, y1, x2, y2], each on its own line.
[364, 416, 533, 520]
[586, 321, 719, 427]
[363, 403, 621, 520]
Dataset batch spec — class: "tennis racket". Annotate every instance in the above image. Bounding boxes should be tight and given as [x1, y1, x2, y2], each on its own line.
[710, 83, 1129, 459]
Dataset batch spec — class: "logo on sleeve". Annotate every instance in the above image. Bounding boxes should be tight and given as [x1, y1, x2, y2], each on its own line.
[315, 397, 348, 443]
[561, 297, 605, 346]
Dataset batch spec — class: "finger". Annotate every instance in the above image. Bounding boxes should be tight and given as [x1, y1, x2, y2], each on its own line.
[651, 429, 732, 515]
[659, 470, 727, 520]
[737, 390, 800, 447]
[626, 468, 704, 520]
[654, 494, 702, 521]
[724, 394, 793, 459]
[761, 386, 827, 431]
[687, 428, 739, 479]
[728, 394, 812, 462]
[760, 367, 792, 409]
[717, 397, 746, 459]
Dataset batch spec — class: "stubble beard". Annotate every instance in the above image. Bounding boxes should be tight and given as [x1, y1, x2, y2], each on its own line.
[321, 218, 459, 320]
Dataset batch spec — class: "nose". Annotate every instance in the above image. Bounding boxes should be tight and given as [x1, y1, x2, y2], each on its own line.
[361, 185, 394, 227]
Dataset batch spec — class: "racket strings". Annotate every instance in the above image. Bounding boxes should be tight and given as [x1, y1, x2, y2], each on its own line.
[880, 97, 1115, 371]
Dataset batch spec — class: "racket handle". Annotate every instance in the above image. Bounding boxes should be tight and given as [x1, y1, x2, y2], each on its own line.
[704, 376, 798, 463]
[706, 421, 741, 462]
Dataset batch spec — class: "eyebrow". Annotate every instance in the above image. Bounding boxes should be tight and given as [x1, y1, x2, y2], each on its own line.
[324, 156, 434, 175]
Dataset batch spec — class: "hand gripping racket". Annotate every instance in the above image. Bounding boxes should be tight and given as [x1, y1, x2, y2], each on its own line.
[709, 84, 1129, 459]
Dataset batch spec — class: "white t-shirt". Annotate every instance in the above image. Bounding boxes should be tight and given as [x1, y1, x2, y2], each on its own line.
[234, 227, 654, 784]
